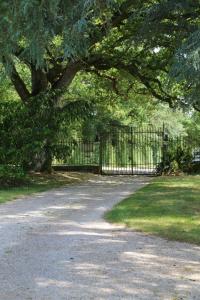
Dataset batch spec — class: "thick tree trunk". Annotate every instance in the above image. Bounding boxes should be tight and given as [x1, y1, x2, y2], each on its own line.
[28, 140, 53, 173]
[40, 140, 53, 173]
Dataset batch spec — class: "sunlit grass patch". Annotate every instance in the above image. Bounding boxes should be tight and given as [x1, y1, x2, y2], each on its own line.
[105, 176, 200, 244]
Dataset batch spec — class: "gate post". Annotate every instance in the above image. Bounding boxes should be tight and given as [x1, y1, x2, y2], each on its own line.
[99, 134, 103, 175]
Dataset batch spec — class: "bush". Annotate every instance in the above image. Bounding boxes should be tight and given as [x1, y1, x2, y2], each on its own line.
[0, 165, 28, 187]
[0, 100, 50, 170]
[0, 96, 68, 172]
[190, 162, 200, 174]
[162, 139, 194, 175]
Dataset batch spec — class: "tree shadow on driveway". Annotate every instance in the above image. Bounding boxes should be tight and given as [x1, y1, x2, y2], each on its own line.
[0, 176, 199, 300]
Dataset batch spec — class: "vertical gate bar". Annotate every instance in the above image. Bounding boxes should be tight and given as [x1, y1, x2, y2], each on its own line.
[149, 127, 151, 174]
[126, 128, 128, 174]
[162, 123, 168, 175]
[146, 128, 148, 173]
[149, 128, 151, 173]
[139, 129, 141, 174]
[111, 131, 113, 174]
[135, 132, 139, 173]
[99, 133, 103, 175]
[131, 127, 134, 175]
[109, 131, 111, 173]
[118, 128, 120, 174]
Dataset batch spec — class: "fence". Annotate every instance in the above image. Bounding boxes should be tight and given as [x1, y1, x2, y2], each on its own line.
[53, 140, 100, 173]
[100, 126, 164, 175]
[53, 126, 164, 175]
[52, 126, 200, 175]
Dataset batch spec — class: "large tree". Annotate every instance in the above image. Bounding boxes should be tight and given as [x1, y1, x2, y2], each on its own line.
[0, 0, 183, 104]
[0, 0, 199, 170]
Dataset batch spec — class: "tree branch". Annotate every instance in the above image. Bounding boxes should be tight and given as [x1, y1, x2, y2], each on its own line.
[53, 61, 83, 90]
[193, 104, 200, 112]
[87, 55, 175, 105]
[89, 0, 136, 48]
[9, 63, 31, 102]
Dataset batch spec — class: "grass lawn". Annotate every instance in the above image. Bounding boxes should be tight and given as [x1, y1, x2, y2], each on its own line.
[105, 176, 200, 245]
[0, 172, 91, 205]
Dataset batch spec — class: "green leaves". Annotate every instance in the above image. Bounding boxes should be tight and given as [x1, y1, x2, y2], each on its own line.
[142, 0, 200, 110]
[0, 0, 119, 66]
[0, 165, 27, 187]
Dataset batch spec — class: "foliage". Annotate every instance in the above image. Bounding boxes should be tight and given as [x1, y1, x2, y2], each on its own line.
[68, 72, 189, 139]
[183, 112, 200, 143]
[161, 130, 200, 174]
[164, 141, 193, 174]
[143, 0, 200, 111]
[0, 0, 199, 109]
[0, 98, 52, 169]
[0, 0, 200, 172]
[0, 72, 19, 101]
[0, 165, 27, 187]
[0, 0, 192, 109]
[0, 95, 91, 171]
[0, 0, 118, 65]
[105, 176, 200, 245]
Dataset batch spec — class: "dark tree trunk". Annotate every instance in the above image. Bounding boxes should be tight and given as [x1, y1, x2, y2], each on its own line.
[40, 138, 54, 173]
[28, 140, 54, 173]
[40, 152, 53, 173]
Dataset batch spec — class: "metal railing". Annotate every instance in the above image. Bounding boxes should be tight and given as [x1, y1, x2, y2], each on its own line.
[53, 126, 167, 175]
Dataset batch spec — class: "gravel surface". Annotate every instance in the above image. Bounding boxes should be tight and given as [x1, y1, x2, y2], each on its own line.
[0, 175, 200, 300]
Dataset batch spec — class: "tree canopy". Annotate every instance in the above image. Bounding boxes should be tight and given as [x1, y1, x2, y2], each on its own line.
[0, 0, 199, 109]
[0, 0, 200, 172]
[142, 0, 200, 110]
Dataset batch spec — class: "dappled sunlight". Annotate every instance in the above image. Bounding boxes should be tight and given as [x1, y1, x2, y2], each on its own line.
[47, 204, 86, 210]
[0, 212, 44, 220]
[48, 230, 114, 237]
[106, 176, 200, 245]
[36, 278, 72, 288]
[29, 232, 200, 299]
[0, 175, 199, 299]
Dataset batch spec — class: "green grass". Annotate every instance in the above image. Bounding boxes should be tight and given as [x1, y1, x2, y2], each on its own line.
[0, 172, 91, 204]
[105, 176, 200, 245]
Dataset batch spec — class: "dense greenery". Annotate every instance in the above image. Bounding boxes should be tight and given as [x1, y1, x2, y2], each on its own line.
[146, 0, 200, 110]
[105, 176, 200, 245]
[0, 0, 200, 173]
[0, 93, 91, 172]
[0, 165, 27, 187]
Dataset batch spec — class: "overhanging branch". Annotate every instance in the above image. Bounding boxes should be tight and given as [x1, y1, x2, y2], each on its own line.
[53, 61, 83, 90]
[9, 63, 31, 102]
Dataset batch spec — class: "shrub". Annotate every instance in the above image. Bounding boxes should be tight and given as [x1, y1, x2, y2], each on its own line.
[162, 138, 197, 174]
[0, 99, 56, 172]
[0, 165, 28, 187]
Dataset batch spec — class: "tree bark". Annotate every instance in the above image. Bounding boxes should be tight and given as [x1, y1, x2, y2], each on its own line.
[10, 64, 31, 103]
[53, 61, 83, 90]
[31, 67, 48, 96]
[39, 142, 53, 173]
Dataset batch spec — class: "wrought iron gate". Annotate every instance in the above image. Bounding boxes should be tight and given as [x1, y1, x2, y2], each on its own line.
[100, 126, 164, 175]
[53, 125, 166, 175]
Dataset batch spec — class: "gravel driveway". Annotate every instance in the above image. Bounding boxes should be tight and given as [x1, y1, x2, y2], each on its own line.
[0, 175, 200, 300]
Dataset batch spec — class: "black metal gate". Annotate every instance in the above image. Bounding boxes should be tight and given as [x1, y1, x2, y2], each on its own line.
[53, 125, 166, 175]
[100, 126, 164, 175]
